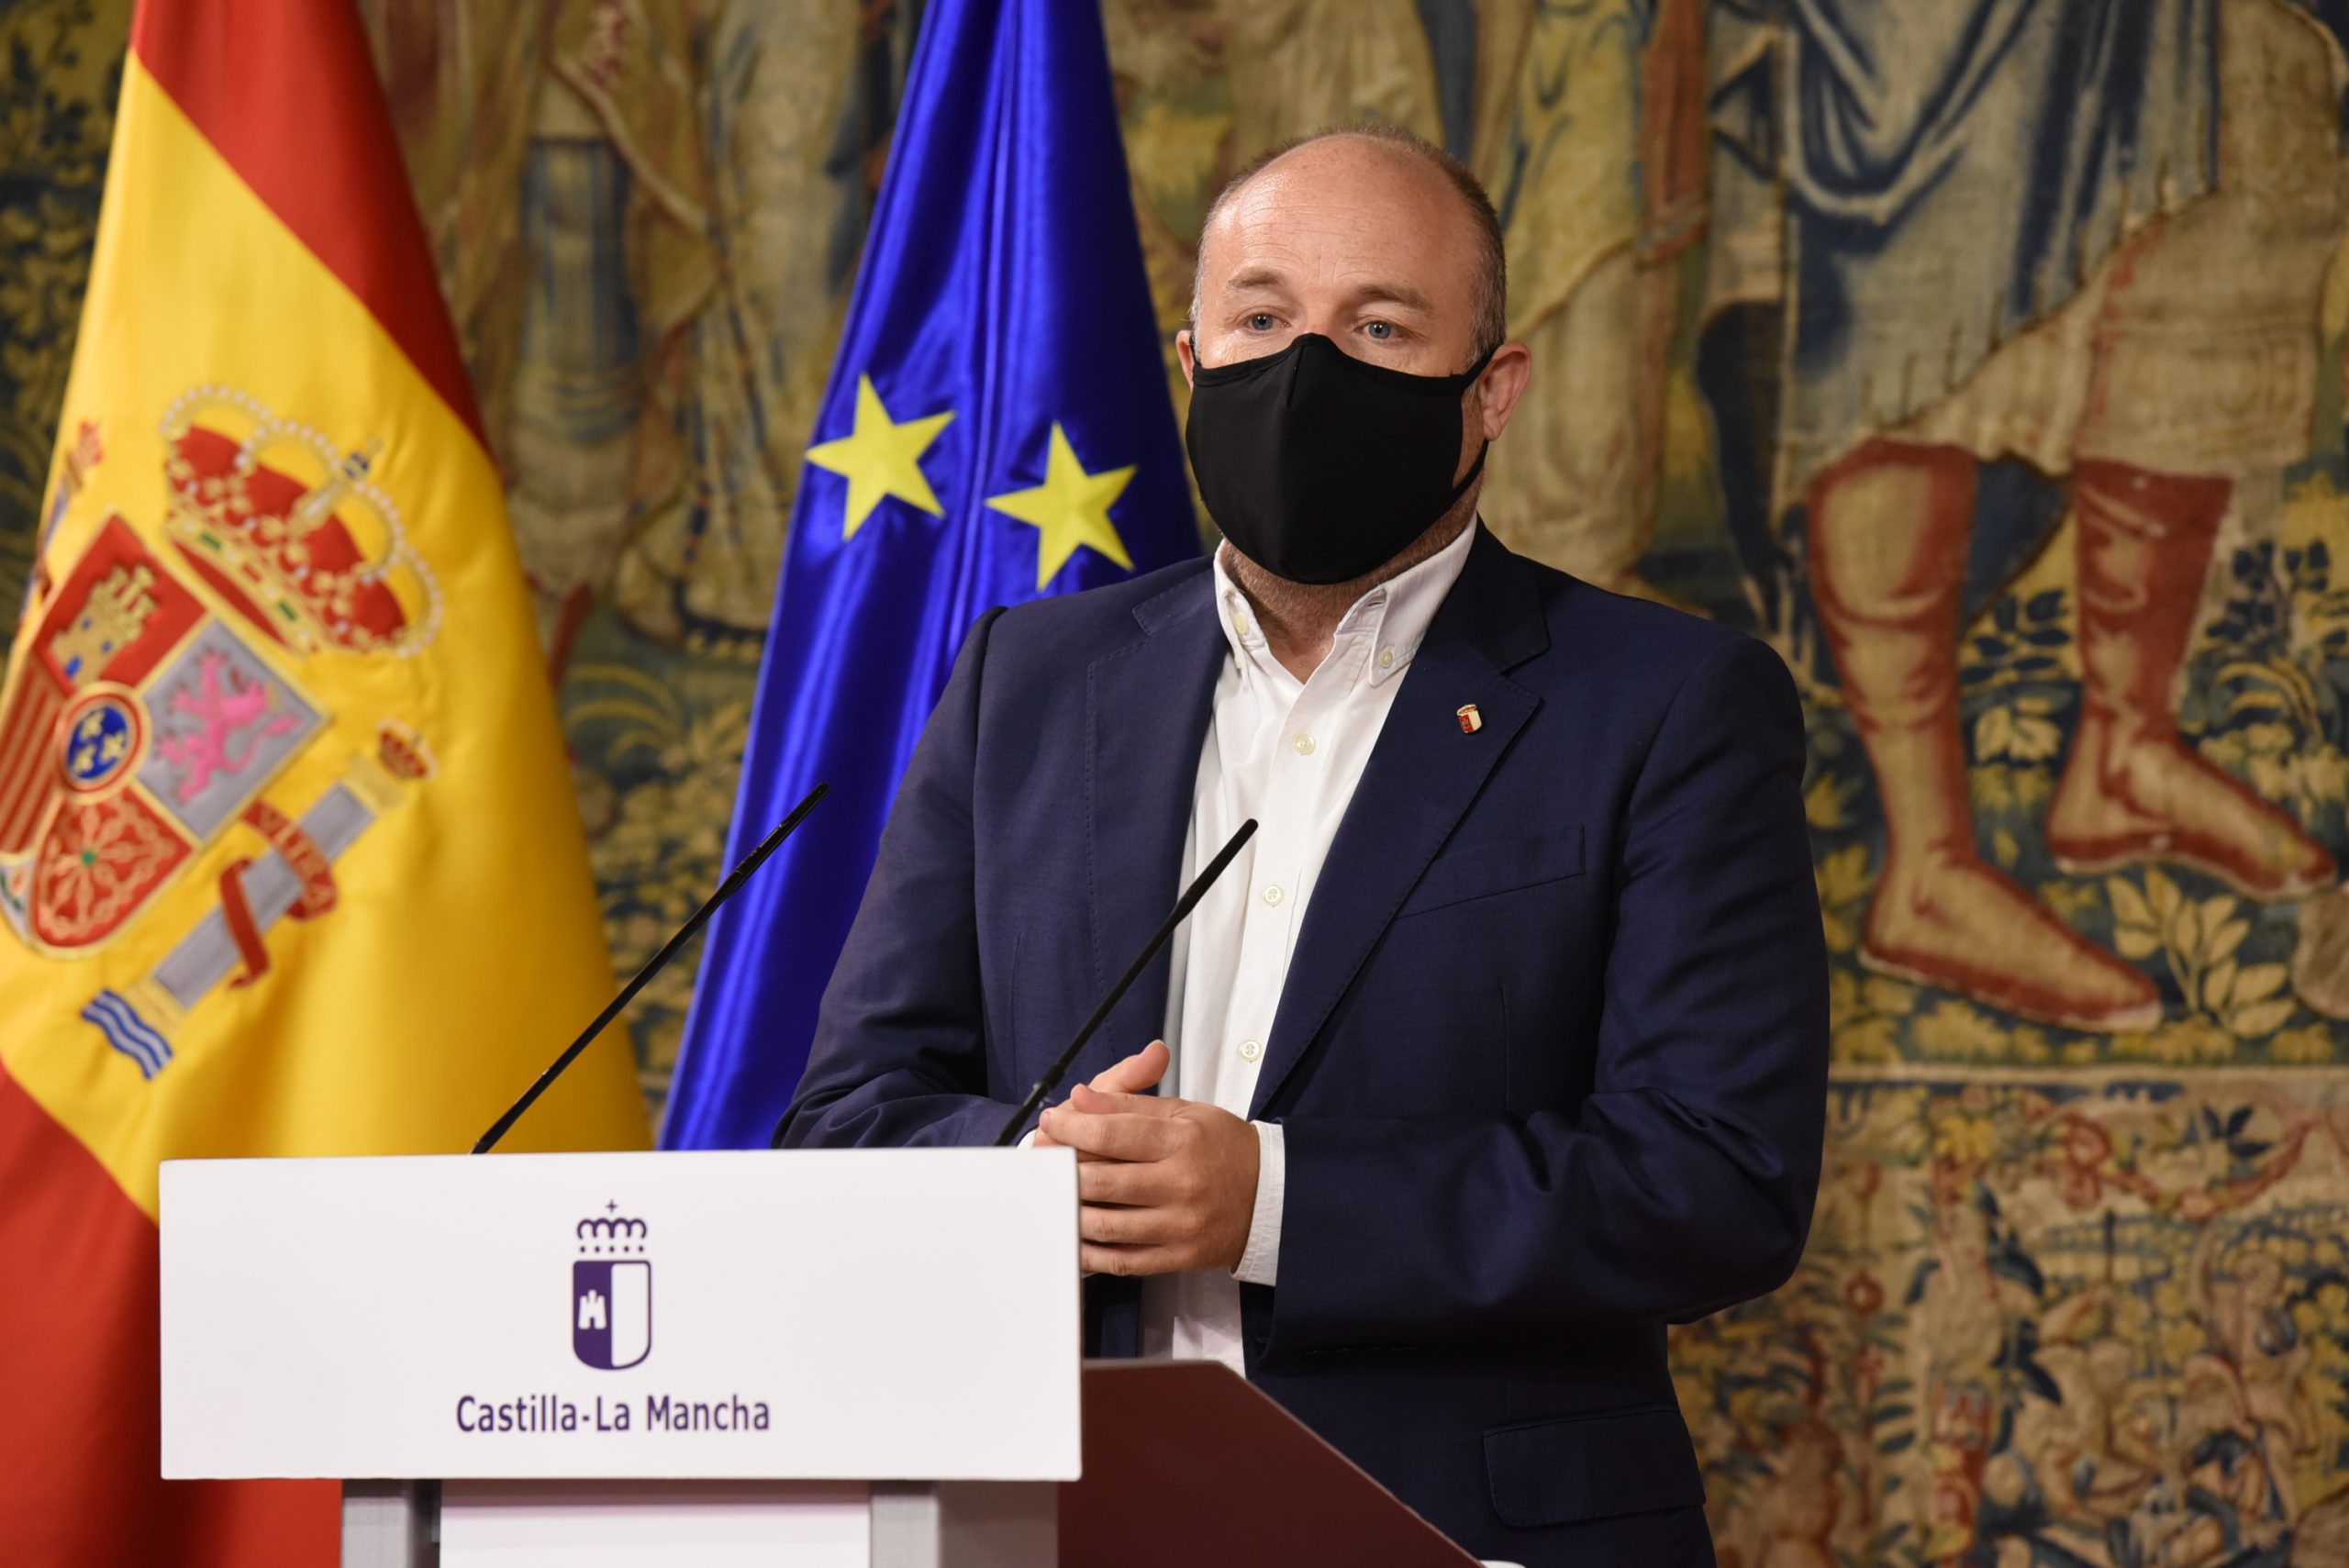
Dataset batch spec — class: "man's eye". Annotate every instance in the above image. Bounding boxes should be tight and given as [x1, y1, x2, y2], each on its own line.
[1364, 321, 1395, 341]
[1245, 313, 1277, 331]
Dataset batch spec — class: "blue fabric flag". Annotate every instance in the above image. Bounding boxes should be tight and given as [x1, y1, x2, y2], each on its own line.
[659, 0, 1199, 1149]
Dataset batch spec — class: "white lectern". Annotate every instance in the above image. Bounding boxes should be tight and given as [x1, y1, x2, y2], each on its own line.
[161, 1150, 1080, 1567]
[161, 1149, 1481, 1567]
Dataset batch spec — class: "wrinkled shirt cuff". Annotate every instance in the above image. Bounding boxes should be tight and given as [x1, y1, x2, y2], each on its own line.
[1233, 1120, 1284, 1286]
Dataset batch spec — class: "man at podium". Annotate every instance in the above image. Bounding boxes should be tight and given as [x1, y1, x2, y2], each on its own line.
[778, 126, 1831, 1568]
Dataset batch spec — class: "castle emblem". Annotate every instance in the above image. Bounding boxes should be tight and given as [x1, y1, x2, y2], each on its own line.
[573, 1205, 653, 1372]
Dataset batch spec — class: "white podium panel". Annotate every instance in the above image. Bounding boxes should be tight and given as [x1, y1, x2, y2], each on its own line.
[439, 1480, 870, 1568]
[160, 1149, 1080, 1485]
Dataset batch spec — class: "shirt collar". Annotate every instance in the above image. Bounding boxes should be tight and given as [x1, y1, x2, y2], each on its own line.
[1210, 519, 1478, 689]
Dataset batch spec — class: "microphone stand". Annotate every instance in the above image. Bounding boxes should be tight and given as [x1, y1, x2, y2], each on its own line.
[473, 783, 829, 1154]
[990, 817, 1257, 1147]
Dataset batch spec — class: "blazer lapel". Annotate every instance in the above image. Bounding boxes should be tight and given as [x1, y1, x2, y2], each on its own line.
[1079, 564, 1225, 1085]
[1250, 528, 1549, 1118]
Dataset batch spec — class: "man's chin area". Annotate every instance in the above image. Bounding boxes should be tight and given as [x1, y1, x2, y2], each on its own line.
[1219, 509, 1477, 607]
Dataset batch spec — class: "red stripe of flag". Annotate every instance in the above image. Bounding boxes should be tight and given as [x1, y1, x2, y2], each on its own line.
[0, 1062, 338, 1566]
[128, 0, 486, 449]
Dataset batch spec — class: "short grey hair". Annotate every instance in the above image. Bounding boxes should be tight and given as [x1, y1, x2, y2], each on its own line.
[1188, 123, 1509, 363]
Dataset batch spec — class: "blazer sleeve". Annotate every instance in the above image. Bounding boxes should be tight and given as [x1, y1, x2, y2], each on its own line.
[1266, 635, 1830, 1355]
[773, 606, 1015, 1151]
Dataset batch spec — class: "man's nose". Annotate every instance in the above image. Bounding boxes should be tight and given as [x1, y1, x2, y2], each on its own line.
[1219, 323, 1308, 364]
[1224, 320, 1355, 364]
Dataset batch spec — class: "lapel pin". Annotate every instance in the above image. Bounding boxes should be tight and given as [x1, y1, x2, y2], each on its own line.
[1455, 703, 1483, 734]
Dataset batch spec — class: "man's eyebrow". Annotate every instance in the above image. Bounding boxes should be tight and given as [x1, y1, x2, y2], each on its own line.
[1352, 280, 1434, 315]
[1219, 265, 1291, 295]
[1215, 269, 1435, 315]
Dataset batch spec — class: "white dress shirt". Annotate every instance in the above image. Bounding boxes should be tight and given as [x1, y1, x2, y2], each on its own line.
[1138, 520, 1478, 1371]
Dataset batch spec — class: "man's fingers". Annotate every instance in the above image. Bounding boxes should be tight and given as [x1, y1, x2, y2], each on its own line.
[1080, 1243, 1185, 1278]
[1076, 1159, 1181, 1207]
[1087, 1039, 1170, 1094]
[1046, 1042, 1172, 1140]
[1077, 1202, 1184, 1246]
[1067, 1083, 1181, 1118]
[1040, 1105, 1180, 1161]
[1033, 1127, 1119, 1162]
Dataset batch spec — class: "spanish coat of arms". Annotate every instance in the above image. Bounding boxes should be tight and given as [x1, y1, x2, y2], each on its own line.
[0, 388, 440, 1077]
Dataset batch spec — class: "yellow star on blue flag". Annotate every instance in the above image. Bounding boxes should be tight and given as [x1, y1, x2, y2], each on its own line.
[985, 423, 1135, 589]
[804, 375, 953, 539]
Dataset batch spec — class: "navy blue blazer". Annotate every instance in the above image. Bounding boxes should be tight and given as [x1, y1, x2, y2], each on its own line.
[779, 526, 1830, 1567]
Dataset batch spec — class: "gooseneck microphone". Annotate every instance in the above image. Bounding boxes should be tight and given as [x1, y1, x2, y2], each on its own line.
[989, 817, 1258, 1148]
[472, 782, 829, 1154]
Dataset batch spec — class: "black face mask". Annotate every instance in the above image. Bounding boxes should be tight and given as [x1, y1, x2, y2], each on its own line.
[1186, 332, 1494, 584]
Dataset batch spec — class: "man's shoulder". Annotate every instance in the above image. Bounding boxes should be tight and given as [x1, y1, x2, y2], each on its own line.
[983, 554, 1214, 663]
[1496, 547, 1804, 783]
[1509, 549, 1768, 696]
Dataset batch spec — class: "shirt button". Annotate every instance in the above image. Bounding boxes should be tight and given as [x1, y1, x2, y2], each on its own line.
[1378, 647, 1395, 669]
[1292, 732, 1316, 755]
[1233, 615, 1252, 638]
[1262, 884, 1284, 906]
[1238, 1039, 1263, 1062]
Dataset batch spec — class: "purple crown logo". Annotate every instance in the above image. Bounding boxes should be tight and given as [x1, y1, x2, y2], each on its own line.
[573, 1203, 651, 1371]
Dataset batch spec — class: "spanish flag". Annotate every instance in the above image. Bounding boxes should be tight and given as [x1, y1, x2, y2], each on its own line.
[0, 6, 650, 1562]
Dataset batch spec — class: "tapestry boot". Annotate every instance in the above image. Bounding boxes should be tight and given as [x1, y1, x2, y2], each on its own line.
[2046, 459, 2336, 900]
[1810, 442, 2163, 1032]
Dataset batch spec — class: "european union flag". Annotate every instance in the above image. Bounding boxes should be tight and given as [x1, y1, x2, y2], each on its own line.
[659, 0, 1199, 1149]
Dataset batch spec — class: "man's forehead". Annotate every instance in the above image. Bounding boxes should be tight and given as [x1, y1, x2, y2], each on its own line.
[1201, 145, 1478, 294]
[1230, 134, 1451, 206]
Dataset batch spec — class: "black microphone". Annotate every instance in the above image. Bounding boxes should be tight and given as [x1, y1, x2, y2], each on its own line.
[990, 817, 1257, 1148]
[472, 782, 829, 1154]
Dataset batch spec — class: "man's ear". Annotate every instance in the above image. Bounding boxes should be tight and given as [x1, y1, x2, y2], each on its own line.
[1176, 328, 1197, 389]
[1474, 341, 1533, 442]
